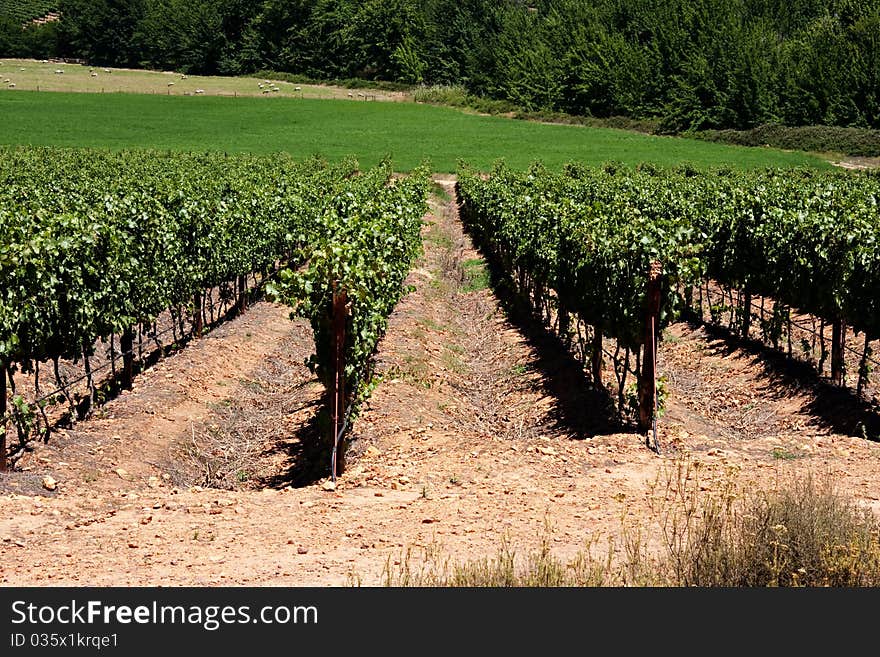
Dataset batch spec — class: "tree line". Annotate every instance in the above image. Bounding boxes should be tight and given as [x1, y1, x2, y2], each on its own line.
[2, 0, 879, 131]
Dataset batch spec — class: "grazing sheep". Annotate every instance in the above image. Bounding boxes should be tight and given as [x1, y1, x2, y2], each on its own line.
[90, 72, 98, 77]
[54, 69, 64, 74]
[8, 83, 15, 88]
[168, 82, 174, 86]
[195, 89, 205, 94]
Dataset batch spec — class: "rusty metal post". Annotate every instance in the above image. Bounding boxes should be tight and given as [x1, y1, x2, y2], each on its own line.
[741, 287, 751, 338]
[1, 362, 7, 471]
[831, 318, 846, 387]
[330, 284, 347, 480]
[121, 327, 134, 390]
[193, 292, 204, 337]
[336, 289, 347, 475]
[639, 262, 663, 433]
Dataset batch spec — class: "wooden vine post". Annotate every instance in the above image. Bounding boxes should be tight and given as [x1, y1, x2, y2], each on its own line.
[639, 261, 663, 433]
[237, 274, 248, 314]
[193, 292, 204, 338]
[330, 284, 348, 481]
[831, 318, 846, 387]
[741, 287, 752, 338]
[121, 327, 135, 390]
[857, 333, 872, 398]
[558, 305, 570, 346]
[591, 330, 603, 386]
[1, 362, 6, 471]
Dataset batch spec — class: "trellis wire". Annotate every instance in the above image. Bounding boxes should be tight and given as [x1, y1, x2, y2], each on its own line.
[0, 268, 279, 428]
[699, 281, 880, 373]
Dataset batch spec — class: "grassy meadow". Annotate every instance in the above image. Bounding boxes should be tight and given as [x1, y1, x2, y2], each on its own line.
[0, 58, 403, 100]
[0, 59, 830, 171]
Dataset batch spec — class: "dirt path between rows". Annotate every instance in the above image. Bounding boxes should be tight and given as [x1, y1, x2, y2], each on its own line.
[2, 182, 880, 586]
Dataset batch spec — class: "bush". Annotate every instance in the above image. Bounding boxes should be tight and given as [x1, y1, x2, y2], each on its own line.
[384, 470, 880, 587]
[665, 474, 880, 587]
[693, 124, 880, 157]
[514, 111, 659, 134]
[383, 536, 618, 587]
[249, 70, 412, 92]
[411, 84, 469, 106]
[411, 84, 517, 114]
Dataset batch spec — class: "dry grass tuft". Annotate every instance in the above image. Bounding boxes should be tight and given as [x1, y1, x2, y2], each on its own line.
[382, 462, 880, 587]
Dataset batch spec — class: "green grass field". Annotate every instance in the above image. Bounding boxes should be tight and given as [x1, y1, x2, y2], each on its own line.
[0, 89, 829, 171]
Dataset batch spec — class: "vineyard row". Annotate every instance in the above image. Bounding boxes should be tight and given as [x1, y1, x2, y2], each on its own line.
[456, 162, 880, 434]
[0, 147, 430, 471]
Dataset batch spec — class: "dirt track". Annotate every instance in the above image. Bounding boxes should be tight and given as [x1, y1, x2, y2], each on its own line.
[2, 182, 880, 586]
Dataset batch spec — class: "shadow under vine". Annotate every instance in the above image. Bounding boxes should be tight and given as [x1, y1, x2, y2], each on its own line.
[689, 318, 880, 441]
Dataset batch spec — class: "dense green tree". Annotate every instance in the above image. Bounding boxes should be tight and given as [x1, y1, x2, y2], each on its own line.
[57, 0, 145, 66]
[4, 0, 876, 130]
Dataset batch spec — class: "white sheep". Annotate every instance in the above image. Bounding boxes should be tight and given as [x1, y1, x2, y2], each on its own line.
[8, 83, 15, 88]
[90, 72, 98, 77]
[195, 88, 205, 94]
[168, 82, 174, 86]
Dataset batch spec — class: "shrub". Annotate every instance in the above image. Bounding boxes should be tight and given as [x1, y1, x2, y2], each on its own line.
[383, 470, 880, 587]
[693, 124, 880, 157]
[666, 474, 880, 587]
